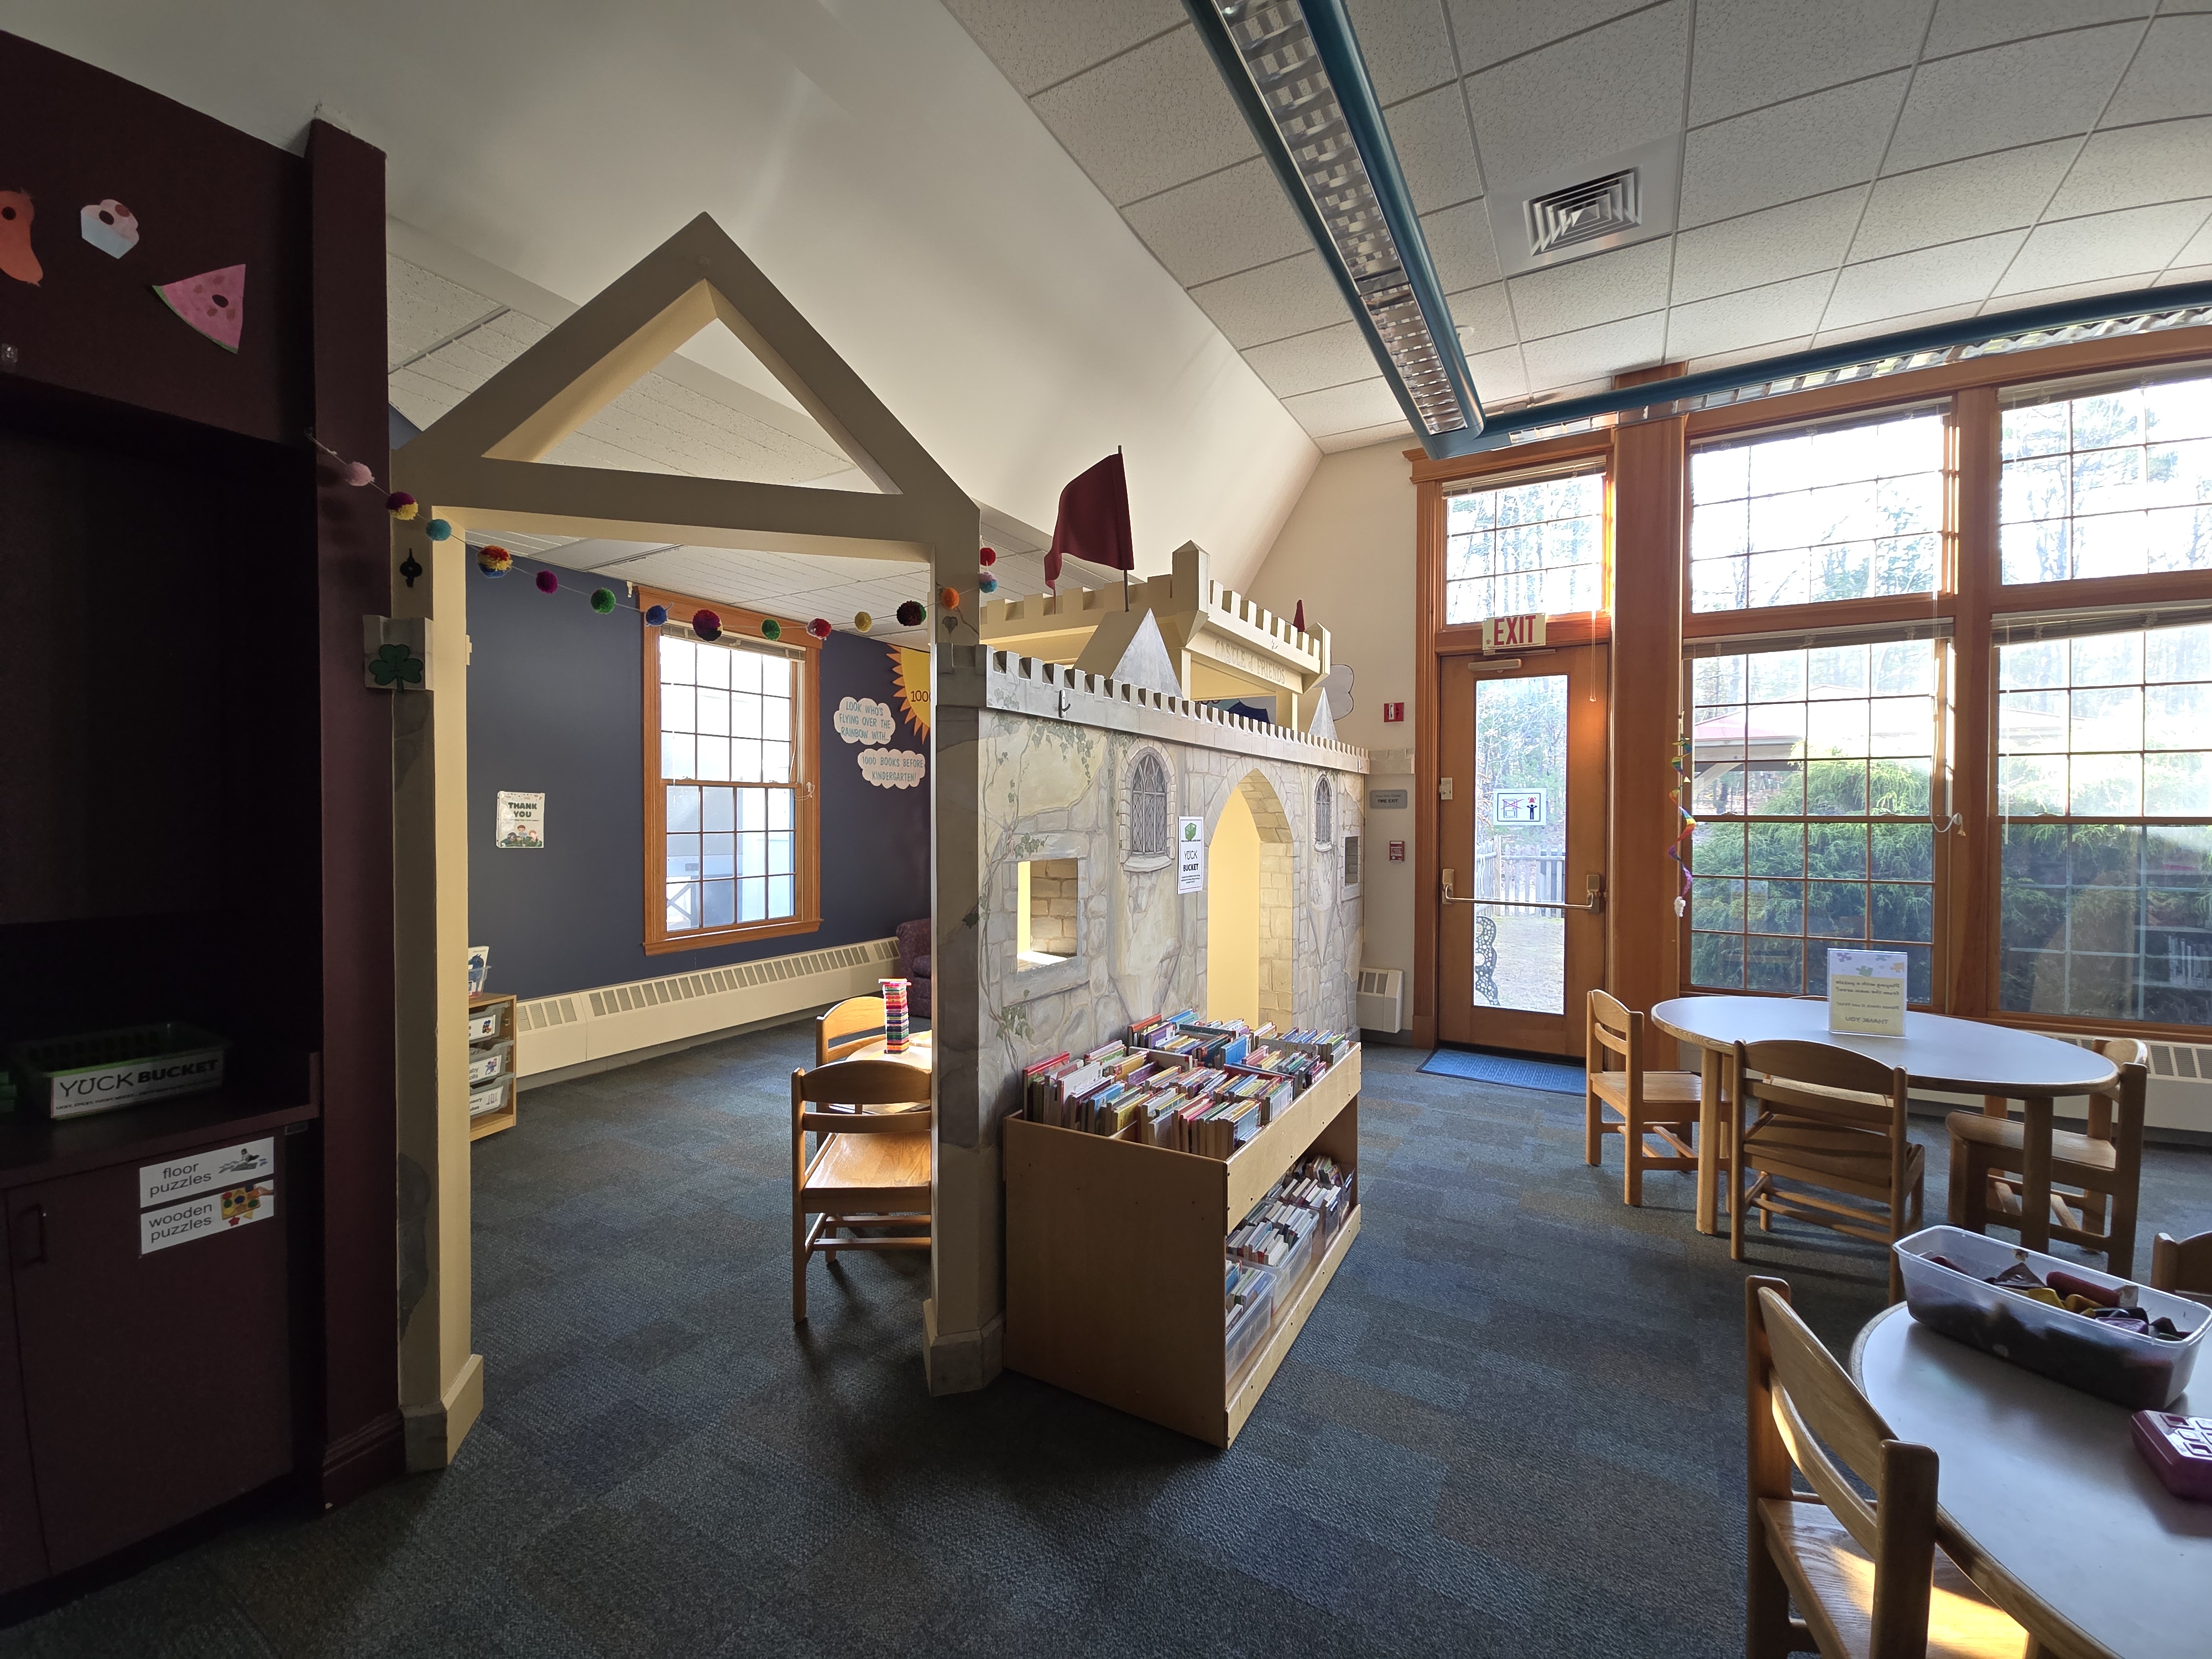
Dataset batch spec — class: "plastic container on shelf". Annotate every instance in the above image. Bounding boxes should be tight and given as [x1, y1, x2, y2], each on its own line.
[1225, 1267, 1277, 1375]
[468, 1004, 502, 1041]
[467, 1078, 509, 1119]
[9, 1021, 231, 1121]
[1895, 1224, 2208, 1410]
[466, 1039, 513, 1086]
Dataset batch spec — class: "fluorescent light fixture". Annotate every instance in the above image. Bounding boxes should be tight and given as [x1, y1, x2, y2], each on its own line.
[1186, 0, 1486, 454]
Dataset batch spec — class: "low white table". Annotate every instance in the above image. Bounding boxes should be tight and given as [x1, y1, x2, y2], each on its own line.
[1648, 997, 2116, 1237]
[1854, 1304, 2209, 1659]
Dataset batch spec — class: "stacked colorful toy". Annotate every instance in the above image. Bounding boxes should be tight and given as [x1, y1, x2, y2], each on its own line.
[879, 978, 911, 1055]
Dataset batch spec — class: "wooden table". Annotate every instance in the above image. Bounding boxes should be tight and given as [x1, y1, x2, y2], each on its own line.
[842, 1030, 932, 1071]
[1648, 997, 2117, 1238]
[1854, 1303, 2209, 1659]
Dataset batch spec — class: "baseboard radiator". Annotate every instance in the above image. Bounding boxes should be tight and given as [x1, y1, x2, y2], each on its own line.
[1919, 1031, 2212, 1137]
[510, 937, 901, 1081]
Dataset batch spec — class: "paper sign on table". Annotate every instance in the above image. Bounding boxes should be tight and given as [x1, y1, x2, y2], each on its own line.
[1828, 949, 1907, 1036]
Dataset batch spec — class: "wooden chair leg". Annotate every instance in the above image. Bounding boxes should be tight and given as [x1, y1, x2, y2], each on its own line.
[1745, 1521, 1794, 1659]
[1624, 1111, 1644, 1207]
[1730, 1145, 1749, 1265]
[1585, 1083, 1602, 1166]
[1946, 1131, 1969, 1227]
[793, 1202, 808, 1324]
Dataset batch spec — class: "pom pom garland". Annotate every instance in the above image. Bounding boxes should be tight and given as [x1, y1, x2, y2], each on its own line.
[978, 573, 998, 594]
[807, 617, 832, 639]
[426, 518, 452, 541]
[938, 586, 961, 611]
[895, 599, 925, 628]
[978, 545, 997, 567]
[591, 588, 617, 614]
[476, 545, 513, 577]
[385, 491, 418, 520]
[761, 618, 782, 641]
[692, 608, 722, 642]
[644, 604, 669, 627]
[342, 460, 376, 488]
[535, 570, 559, 594]
[853, 611, 874, 633]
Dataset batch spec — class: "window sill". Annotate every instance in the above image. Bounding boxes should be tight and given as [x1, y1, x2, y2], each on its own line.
[646, 914, 823, 955]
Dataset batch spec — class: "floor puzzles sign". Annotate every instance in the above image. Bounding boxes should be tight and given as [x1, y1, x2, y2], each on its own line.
[858, 748, 926, 789]
[834, 696, 896, 745]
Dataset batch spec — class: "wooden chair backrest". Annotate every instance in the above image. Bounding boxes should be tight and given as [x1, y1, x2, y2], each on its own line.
[1586, 989, 1635, 1071]
[792, 1059, 931, 1137]
[2152, 1229, 2212, 1296]
[1738, 1040, 1907, 1132]
[816, 995, 886, 1066]
[1754, 1283, 1893, 1552]
[2084, 1037, 2148, 1142]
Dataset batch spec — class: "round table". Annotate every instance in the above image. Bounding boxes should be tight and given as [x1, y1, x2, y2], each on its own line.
[1648, 997, 2117, 1236]
[1853, 1303, 2210, 1659]
[842, 1030, 932, 1071]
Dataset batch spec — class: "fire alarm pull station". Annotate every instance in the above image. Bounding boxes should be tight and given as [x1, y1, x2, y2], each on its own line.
[1382, 702, 1404, 723]
[1388, 842, 1405, 862]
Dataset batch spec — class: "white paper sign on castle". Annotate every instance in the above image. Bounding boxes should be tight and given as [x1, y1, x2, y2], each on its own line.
[833, 696, 896, 745]
[858, 749, 926, 789]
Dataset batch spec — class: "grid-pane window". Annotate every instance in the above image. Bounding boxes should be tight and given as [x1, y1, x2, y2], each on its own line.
[659, 633, 799, 935]
[1128, 752, 1170, 859]
[1443, 470, 1604, 625]
[1996, 619, 2212, 1024]
[1689, 411, 1945, 612]
[1999, 374, 2212, 585]
[1687, 638, 1942, 1001]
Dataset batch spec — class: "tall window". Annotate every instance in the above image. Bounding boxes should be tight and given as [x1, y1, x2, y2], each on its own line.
[1313, 776, 1333, 848]
[644, 606, 819, 952]
[1689, 409, 1945, 612]
[1995, 616, 2212, 1024]
[1687, 637, 1943, 1002]
[1443, 468, 1604, 625]
[1127, 750, 1170, 861]
[1999, 373, 2212, 585]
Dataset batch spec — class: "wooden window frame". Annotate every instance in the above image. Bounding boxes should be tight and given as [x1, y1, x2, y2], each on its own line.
[639, 585, 824, 955]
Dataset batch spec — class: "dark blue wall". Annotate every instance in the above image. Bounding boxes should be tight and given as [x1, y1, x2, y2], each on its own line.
[467, 557, 930, 1000]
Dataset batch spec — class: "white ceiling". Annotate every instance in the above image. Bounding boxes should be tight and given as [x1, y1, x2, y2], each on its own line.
[945, 0, 2212, 451]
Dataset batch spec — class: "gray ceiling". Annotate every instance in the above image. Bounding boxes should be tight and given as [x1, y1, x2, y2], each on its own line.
[943, 0, 2212, 451]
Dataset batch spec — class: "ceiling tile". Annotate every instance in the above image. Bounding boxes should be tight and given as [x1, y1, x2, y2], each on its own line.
[1446, 0, 1653, 74]
[1243, 321, 1383, 399]
[1687, 0, 1929, 127]
[1448, 281, 1516, 352]
[1924, 0, 2148, 58]
[1851, 140, 2074, 261]
[386, 257, 501, 369]
[1983, 274, 2172, 314]
[1031, 25, 1256, 206]
[1663, 272, 1834, 359]
[1672, 188, 1864, 304]
[1884, 26, 2140, 174]
[1385, 85, 1483, 213]
[1464, 2, 1691, 185]
[1421, 198, 1504, 291]
[941, 0, 1188, 97]
[1821, 230, 2025, 329]
[1467, 343, 1530, 404]
[1520, 312, 1667, 392]
[2104, 14, 2212, 126]
[1812, 301, 1981, 347]
[1187, 251, 1354, 348]
[1681, 74, 1910, 226]
[1318, 420, 1416, 453]
[1992, 200, 2212, 294]
[1283, 376, 1409, 436]
[2048, 119, 2212, 218]
[2183, 213, 2212, 269]
[1123, 157, 1308, 286]
[1345, 0, 1458, 103]
[2156, 261, 2212, 287]
[1506, 239, 1672, 338]
[1684, 336, 1815, 376]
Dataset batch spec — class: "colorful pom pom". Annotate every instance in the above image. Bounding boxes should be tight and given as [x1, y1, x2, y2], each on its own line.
[535, 570, 559, 594]
[476, 545, 513, 577]
[343, 460, 375, 488]
[385, 491, 418, 520]
[644, 604, 668, 627]
[591, 588, 617, 613]
[938, 586, 961, 611]
[978, 545, 997, 567]
[761, 618, 782, 640]
[807, 617, 832, 639]
[853, 611, 874, 633]
[692, 608, 722, 642]
[896, 600, 925, 628]
[427, 518, 452, 542]
[978, 573, 998, 594]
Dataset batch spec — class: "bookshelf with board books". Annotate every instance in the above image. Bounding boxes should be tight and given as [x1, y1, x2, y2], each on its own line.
[1003, 1014, 1361, 1447]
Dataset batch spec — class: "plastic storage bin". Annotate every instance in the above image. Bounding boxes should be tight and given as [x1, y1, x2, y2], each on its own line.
[467, 1040, 512, 1086]
[1895, 1225, 2207, 1410]
[1225, 1267, 1277, 1375]
[9, 1022, 229, 1120]
[468, 1005, 502, 1041]
[467, 1078, 509, 1118]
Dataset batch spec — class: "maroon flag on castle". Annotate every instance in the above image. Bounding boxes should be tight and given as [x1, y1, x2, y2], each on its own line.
[1044, 451, 1134, 592]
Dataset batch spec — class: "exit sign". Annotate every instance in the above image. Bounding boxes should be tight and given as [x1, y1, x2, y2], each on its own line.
[1481, 613, 1546, 653]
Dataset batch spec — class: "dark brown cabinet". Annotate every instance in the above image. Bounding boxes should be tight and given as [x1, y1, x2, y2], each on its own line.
[0, 1253, 46, 1593]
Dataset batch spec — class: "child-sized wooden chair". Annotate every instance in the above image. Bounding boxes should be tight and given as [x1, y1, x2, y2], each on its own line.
[816, 994, 888, 1066]
[2152, 1228, 2212, 1302]
[792, 1058, 931, 1323]
[1746, 1276, 2031, 1659]
[1584, 990, 1702, 1206]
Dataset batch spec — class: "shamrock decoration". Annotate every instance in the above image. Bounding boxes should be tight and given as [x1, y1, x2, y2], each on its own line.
[368, 641, 425, 688]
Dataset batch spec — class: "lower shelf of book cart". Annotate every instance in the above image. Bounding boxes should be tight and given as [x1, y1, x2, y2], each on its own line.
[1003, 1047, 1360, 1449]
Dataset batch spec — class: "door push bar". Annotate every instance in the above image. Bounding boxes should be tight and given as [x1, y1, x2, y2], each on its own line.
[1441, 870, 1606, 914]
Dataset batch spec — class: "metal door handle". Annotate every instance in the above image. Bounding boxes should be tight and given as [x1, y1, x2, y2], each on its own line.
[1442, 873, 1606, 914]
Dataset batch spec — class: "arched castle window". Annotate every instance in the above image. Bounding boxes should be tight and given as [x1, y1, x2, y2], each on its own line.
[1313, 776, 1333, 848]
[1128, 750, 1171, 860]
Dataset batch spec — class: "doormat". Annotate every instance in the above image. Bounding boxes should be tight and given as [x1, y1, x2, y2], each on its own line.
[1418, 1047, 1587, 1095]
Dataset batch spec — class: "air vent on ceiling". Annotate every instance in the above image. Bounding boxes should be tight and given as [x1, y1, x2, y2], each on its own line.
[1526, 170, 1640, 257]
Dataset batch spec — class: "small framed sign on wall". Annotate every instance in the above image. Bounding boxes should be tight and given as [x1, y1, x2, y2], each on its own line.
[495, 791, 546, 849]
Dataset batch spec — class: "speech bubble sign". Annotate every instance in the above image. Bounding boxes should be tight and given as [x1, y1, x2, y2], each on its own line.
[858, 748, 926, 789]
[834, 696, 896, 745]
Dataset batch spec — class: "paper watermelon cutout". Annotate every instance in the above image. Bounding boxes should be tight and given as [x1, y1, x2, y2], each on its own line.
[153, 265, 245, 353]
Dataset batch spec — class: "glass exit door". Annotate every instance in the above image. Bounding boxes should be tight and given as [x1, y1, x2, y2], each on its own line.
[1437, 648, 1608, 1057]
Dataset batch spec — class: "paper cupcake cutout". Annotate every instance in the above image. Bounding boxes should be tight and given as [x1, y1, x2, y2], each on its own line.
[80, 200, 139, 258]
[0, 191, 40, 285]
[153, 264, 245, 352]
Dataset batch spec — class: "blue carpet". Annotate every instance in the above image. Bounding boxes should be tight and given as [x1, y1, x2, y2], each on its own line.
[1419, 1046, 1588, 1094]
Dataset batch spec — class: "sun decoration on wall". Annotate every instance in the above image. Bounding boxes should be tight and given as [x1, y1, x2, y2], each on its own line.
[891, 646, 931, 738]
